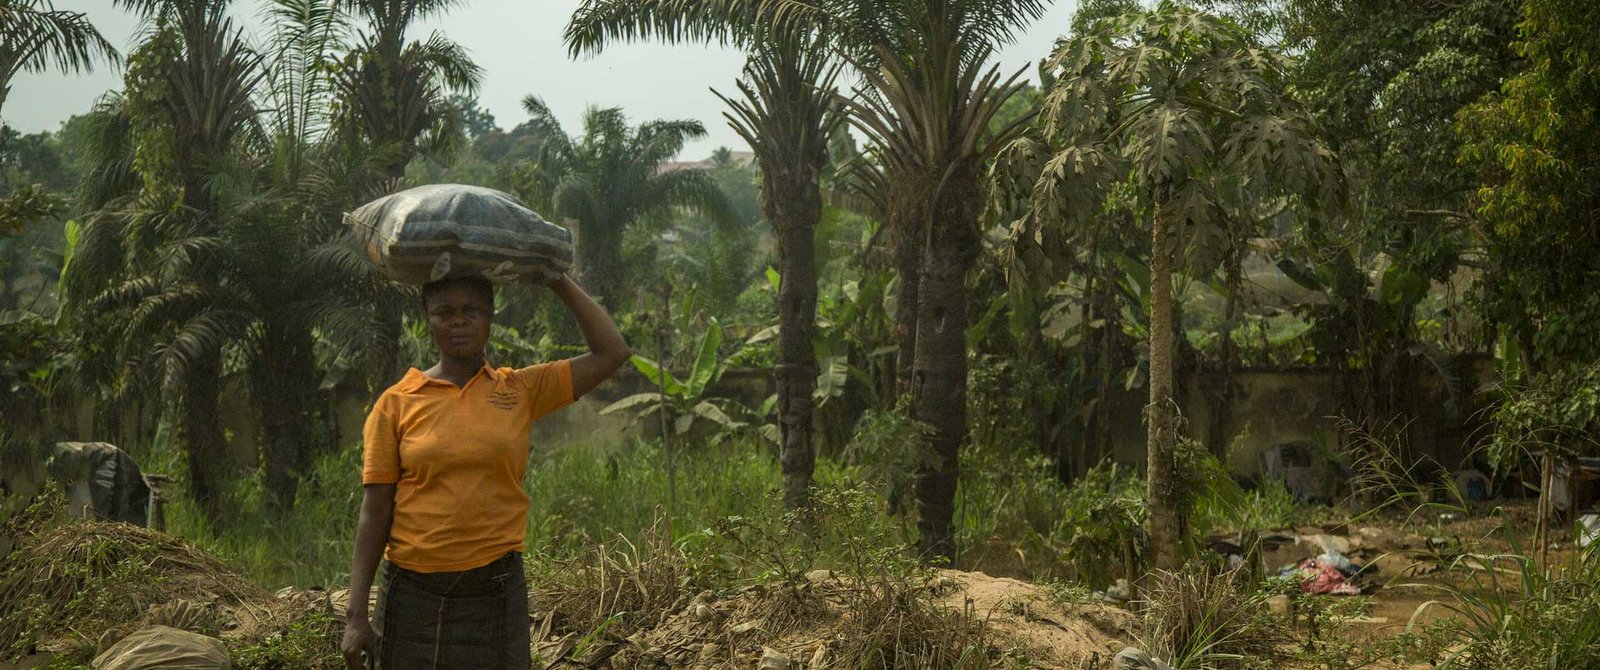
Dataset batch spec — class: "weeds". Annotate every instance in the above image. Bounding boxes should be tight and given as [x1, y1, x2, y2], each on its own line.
[1411, 542, 1600, 669]
[1054, 460, 1146, 589]
[230, 610, 342, 670]
[529, 516, 698, 637]
[1338, 416, 1462, 526]
[1137, 566, 1292, 670]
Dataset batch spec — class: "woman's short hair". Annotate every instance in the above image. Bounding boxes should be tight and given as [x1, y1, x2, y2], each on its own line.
[420, 275, 495, 310]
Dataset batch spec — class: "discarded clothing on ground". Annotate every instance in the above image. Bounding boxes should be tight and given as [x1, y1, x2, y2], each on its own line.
[1284, 551, 1365, 595]
[348, 183, 573, 286]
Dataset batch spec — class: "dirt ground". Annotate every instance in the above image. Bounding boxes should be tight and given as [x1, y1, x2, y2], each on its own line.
[0, 500, 1578, 669]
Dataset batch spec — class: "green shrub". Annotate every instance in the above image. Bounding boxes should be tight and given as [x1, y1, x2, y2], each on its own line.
[230, 610, 342, 670]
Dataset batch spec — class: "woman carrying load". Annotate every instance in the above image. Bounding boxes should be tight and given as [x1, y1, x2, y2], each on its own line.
[341, 274, 629, 670]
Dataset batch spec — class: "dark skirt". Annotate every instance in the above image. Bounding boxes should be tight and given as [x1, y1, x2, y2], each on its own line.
[371, 551, 531, 670]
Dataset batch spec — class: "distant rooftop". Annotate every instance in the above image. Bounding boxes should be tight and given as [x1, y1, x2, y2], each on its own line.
[659, 150, 757, 173]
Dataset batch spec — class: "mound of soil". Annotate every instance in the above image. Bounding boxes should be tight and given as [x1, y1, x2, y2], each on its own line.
[934, 570, 1137, 665]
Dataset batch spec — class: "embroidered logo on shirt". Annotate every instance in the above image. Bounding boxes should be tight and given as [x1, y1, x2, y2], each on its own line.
[486, 388, 520, 410]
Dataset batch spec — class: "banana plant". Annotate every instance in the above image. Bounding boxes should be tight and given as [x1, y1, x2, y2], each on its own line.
[600, 319, 767, 440]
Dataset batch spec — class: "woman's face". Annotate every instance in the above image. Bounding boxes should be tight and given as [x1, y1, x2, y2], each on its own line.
[425, 283, 493, 361]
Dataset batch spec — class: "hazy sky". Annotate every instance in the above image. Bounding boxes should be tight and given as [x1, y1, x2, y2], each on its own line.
[7, 0, 1082, 159]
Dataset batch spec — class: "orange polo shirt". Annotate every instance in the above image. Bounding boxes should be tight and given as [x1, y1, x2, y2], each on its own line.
[361, 360, 573, 573]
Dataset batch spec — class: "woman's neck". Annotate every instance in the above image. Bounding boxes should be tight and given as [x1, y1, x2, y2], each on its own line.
[426, 353, 484, 387]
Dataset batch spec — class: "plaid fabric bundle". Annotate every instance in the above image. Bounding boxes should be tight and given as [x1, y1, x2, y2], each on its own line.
[348, 184, 573, 286]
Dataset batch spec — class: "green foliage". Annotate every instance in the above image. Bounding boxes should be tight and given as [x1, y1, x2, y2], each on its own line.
[1414, 542, 1600, 669]
[600, 319, 767, 441]
[230, 610, 341, 670]
[511, 98, 736, 308]
[0, 314, 69, 469]
[0, 184, 62, 237]
[0, 0, 118, 115]
[1457, 0, 1600, 370]
[332, 0, 482, 175]
[160, 442, 363, 588]
[1053, 460, 1146, 588]
[1015, 1, 1343, 263]
[524, 438, 788, 559]
[1487, 363, 1600, 473]
[1193, 477, 1299, 536]
[842, 408, 934, 514]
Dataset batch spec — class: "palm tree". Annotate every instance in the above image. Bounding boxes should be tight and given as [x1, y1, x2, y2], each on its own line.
[62, 0, 268, 521]
[672, 0, 1044, 562]
[565, 2, 846, 514]
[1015, 3, 1343, 568]
[333, 0, 481, 181]
[0, 0, 119, 116]
[514, 98, 735, 310]
[67, 0, 407, 515]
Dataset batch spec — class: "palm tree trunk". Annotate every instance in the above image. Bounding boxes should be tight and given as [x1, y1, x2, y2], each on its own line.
[255, 324, 324, 510]
[770, 172, 821, 514]
[1146, 199, 1183, 570]
[889, 198, 925, 401]
[911, 177, 980, 565]
[576, 223, 626, 310]
[181, 352, 229, 526]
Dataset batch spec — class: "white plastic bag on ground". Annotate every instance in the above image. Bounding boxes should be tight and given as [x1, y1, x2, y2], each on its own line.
[93, 625, 230, 670]
[1113, 647, 1174, 670]
[347, 183, 573, 286]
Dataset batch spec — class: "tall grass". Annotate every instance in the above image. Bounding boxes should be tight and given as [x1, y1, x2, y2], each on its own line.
[163, 444, 364, 588]
[1413, 538, 1600, 669]
[155, 436, 887, 587]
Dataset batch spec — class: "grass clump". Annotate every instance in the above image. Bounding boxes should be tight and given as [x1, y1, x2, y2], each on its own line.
[529, 516, 700, 639]
[1138, 565, 1292, 670]
[1417, 543, 1600, 669]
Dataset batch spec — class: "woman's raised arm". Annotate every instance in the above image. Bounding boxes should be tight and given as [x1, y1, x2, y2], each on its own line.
[551, 276, 630, 398]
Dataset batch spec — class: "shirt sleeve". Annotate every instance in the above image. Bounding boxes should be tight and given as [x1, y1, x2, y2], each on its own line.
[510, 359, 575, 421]
[362, 394, 401, 485]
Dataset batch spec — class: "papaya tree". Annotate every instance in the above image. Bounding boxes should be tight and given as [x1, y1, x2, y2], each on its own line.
[1014, 2, 1343, 568]
[566, 2, 845, 514]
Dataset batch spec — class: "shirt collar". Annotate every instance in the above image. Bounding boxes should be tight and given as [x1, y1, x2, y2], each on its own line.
[396, 360, 502, 394]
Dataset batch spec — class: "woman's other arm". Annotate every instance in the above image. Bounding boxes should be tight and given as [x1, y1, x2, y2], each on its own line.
[341, 484, 395, 669]
[551, 276, 630, 397]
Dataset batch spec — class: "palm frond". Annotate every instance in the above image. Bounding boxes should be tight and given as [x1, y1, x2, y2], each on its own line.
[564, 0, 759, 57]
[0, 0, 120, 93]
[405, 31, 480, 94]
